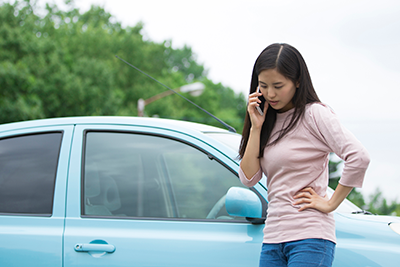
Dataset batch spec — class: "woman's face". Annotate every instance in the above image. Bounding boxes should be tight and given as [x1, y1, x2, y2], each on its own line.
[258, 68, 297, 113]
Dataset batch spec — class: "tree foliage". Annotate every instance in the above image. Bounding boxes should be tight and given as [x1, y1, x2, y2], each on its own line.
[0, 0, 246, 132]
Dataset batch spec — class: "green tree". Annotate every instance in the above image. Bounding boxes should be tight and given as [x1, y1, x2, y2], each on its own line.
[0, 0, 246, 132]
[367, 188, 399, 216]
[0, 1, 46, 122]
[164, 42, 205, 82]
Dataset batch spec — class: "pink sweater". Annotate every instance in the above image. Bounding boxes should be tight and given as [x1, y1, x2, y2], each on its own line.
[239, 103, 370, 244]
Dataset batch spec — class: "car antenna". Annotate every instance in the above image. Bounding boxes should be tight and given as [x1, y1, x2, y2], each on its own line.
[116, 55, 236, 133]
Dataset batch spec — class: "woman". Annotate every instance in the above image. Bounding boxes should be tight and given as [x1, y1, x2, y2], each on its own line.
[238, 43, 370, 267]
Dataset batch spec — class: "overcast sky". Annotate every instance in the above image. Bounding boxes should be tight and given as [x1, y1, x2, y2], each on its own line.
[53, 0, 400, 121]
[27, 0, 399, 120]
[9, 0, 400, 200]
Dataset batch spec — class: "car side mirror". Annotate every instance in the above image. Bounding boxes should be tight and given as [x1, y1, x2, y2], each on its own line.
[225, 187, 264, 223]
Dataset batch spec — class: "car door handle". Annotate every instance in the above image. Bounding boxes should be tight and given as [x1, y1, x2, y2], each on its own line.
[75, 243, 116, 253]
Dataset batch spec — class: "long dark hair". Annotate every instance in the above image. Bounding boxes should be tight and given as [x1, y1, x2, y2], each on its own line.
[239, 43, 320, 159]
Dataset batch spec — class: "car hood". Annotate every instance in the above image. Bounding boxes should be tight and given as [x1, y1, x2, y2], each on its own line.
[336, 212, 400, 224]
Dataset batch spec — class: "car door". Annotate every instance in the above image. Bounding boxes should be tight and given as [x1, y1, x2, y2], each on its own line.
[64, 124, 265, 267]
[0, 125, 74, 267]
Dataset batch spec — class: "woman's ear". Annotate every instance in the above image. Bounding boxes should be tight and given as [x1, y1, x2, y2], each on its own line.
[296, 81, 300, 88]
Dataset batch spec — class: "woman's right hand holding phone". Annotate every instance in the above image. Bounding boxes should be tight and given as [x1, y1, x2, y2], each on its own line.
[247, 86, 268, 130]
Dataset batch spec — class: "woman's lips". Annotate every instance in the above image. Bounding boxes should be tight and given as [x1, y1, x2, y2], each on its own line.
[269, 100, 279, 106]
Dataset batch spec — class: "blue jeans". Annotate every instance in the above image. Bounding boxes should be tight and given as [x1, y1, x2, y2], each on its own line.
[259, 238, 335, 267]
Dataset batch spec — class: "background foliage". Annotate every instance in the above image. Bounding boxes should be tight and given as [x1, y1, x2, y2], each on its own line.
[1, 0, 398, 216]
[0, 0, 246, 131]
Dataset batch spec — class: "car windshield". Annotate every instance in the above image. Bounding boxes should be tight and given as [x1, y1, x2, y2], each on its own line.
[205, 131, 362, 214]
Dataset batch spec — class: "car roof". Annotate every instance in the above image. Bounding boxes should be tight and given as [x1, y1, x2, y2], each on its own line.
[0, 116, 232, 135]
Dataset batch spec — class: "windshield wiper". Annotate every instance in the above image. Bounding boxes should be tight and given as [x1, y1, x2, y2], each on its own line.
[351, 210, 374, 215]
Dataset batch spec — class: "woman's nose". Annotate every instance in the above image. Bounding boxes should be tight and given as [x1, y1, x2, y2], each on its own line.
[267, 89, 276, 99]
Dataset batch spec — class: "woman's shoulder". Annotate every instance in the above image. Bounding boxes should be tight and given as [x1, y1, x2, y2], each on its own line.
[305, 102, 336, 119]
[302, 102, 339, 137]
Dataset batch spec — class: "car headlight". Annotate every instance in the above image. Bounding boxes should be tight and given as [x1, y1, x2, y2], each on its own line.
[389, 222, 400, 235]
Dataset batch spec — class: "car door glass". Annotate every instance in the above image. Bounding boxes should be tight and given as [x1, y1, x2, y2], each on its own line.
[0, 132, 62, 215]
[83, 131, 246, 221]
[162, 148, 244, 220]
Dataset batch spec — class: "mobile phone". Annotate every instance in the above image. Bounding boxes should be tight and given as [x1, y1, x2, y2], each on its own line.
[256, 86, 266, 116]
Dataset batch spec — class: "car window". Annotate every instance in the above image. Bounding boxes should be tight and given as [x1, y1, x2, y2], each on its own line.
[83, 131, 246, 221]
[0, 132, 62, 215]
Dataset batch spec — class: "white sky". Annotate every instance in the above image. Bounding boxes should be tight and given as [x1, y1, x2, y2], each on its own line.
[7, 0, 400, 201]
[32, 0, 400, 120]
[60, 0, 400, 121]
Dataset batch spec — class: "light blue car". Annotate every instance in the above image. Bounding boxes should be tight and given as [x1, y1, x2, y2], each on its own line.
[0, 116, 399, 266]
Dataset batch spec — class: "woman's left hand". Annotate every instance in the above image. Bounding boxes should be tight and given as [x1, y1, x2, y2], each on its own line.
[293, 187, 334, 213]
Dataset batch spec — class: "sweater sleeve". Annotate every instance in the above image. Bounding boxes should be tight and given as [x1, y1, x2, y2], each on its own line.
[306, 103, 370, 188]
[238, 165, 263, 187]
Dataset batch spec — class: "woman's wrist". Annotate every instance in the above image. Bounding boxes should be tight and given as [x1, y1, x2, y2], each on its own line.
[328, 184, 353, 212]
[325, 199, 338, 213]
[250, 126, 262, 134]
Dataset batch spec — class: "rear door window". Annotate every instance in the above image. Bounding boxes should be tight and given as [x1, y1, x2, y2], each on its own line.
[0, 132, 62, 215]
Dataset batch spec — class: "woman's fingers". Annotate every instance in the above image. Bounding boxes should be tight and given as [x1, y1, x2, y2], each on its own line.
[293, 192, 308, 199]
[248, 92, 262, 105]
[297, 204, 312, 212]
[247, 92, 265, 119]
[293, 197, 312, 205]
[293, 187, 315, 198]
[293, 187, 332, 213]
[293, 187, 316, 205]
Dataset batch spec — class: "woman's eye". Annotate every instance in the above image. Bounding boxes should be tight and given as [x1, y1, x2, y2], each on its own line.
[275, 86, 283, 89]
